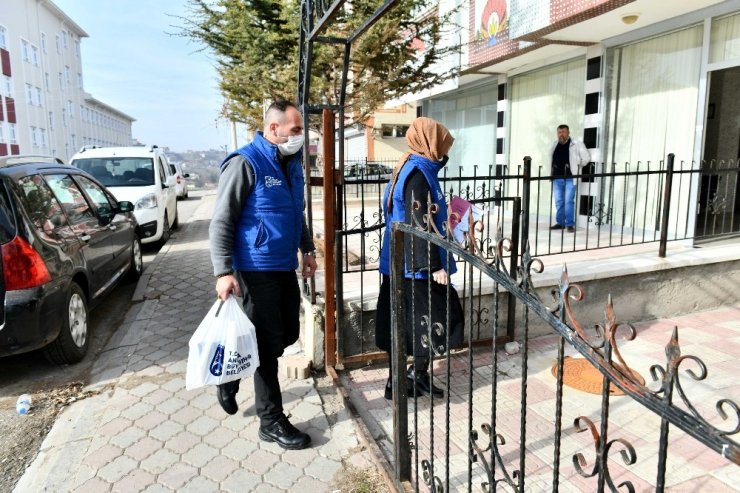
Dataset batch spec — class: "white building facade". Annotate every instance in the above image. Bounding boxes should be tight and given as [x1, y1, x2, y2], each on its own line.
[415, 0, 740, 235]
[0, 0, 134, 161]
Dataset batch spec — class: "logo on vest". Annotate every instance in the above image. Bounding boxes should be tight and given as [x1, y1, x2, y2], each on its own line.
[265, 176, 283, 188]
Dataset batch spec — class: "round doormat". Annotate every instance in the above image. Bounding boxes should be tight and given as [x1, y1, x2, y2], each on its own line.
[551, 357, 644, 395]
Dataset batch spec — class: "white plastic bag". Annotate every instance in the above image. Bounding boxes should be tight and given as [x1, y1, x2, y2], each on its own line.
[186, 296, 260, 390]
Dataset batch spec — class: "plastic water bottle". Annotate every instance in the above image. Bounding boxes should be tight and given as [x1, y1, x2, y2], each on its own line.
[16, 394, 32, 415]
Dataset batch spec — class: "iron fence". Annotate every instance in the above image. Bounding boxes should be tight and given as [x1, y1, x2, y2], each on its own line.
[388, 207, 740, 492]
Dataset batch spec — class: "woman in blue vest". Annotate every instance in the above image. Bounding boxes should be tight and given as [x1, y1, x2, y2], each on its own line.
[376, 117, 464, 400]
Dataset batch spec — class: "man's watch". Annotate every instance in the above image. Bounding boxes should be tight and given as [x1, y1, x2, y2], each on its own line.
[303, 251, 316, 257]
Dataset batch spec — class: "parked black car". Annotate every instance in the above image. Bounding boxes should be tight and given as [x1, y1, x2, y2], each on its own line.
[0, 156, 143, 364]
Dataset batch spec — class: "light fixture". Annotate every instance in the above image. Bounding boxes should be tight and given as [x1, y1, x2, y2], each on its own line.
[621, 13, 640, 25]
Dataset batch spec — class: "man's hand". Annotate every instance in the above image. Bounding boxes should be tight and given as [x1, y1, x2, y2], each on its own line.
[216, 274, 240, 300]
[302, 253, 317, 279]
[432, 269, 448, 285]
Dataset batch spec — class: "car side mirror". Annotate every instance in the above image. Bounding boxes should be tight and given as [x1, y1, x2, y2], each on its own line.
[118, 201, 134, 213]
[183, 173, 190, 178]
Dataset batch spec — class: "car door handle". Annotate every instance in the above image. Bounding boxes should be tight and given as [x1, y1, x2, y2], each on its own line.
[108, 225, 117, 231]
[79, 234, 91, 243]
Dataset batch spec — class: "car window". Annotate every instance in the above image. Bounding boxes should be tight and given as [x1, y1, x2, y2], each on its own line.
[44, 174, 96, 225]
[75, 175, 116, 219]
[0, 183, 16, 243]
[169, 164, 177, 175]
[71, 157, 154, 186]
[16, 175, 70, 240]
[158, 157, 168, 183]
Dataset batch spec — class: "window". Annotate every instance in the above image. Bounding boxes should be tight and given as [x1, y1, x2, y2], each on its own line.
[39, 128, 46, 147]
[21, 39, 30, 62]
[30, 126, 37, 146]
[64, 65, 70, 83]
[45, 174, 95, 224]
[16, 175, 69, 239]
[71, 133, 76, 148]
[0, 123, 4, 143]
[41, 32, 47, 53]
[35, 86, 43, 106]
[48, 111, 54, 130]
[31, 45, 39, 66]
[2, 75, 11, 97]
[380, 125, 409, 138]
[44, 72, 50, 91]
[26, 83, 34, 104]
[77, 73, 82, 89]
[0, 25, 7, 50]
[67, 100, 74, 118]
[76, 176, 115, 220]
[58, 72, 63, 91]
[80, 105, 85, 122]
[61, 31, 68, 49]
[9, 123, 17, 144]
[74, 40, 80, 57]
[55, 34, 61, 53]
[62, 108, 67, 126]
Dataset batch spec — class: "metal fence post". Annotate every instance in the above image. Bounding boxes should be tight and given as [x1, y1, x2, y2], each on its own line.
[323, 109, 337, 367]
[659, 153, 675, 258]
[507, 198, 521, 341]
[522, 157, 531, 251]
[390, 225, 410, 486]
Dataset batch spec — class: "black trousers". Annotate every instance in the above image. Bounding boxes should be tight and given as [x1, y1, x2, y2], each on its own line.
[239, 270, 300, 426]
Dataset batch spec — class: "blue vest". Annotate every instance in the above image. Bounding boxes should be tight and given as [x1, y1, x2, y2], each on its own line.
[379, 154, 457, 278]
[221, 132, 304, 271]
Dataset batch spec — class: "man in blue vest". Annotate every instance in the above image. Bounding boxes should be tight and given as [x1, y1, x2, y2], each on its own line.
[209, 100, 317, 450]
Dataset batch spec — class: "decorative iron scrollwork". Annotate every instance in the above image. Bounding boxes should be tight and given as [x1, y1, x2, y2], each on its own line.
[573, 416, 637, 492]
[421, 459, 444, 492]
[470, 423, 521, 492]
[588, 202, 613, 226]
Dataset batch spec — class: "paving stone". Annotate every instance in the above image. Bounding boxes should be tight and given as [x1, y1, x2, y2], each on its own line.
[125, 436, 163, 462]
[110, 469, 156, 493]
[181, 442, 219, 468]
[81, 443, 124, 469]
[291, 475, 331, 491]
[186, 415, 220, 436]
[74, 476, 113, 492]
[221, 437, 259, 461]
[280, 447, 317, 469]
[139, 484, 172, 493]
[158, 462, 198, 490]
[156, 396, 188, 415]
[164, 431, 201, 455]
[149, 420, 185, 442]
[221, 469, 262, 493]
[170, 405, 203, 425]
[242, 448, 280, 475]
[178, 475, 220, 492]
[201, 455, 240, 482]
[140, 448, 180, 475]
[98, 455, 139, 483]
[136, 410, 169, 431]
[109, 424, 147, 449]
[304, 456, 342, 481]
[262, 459, 303, 489]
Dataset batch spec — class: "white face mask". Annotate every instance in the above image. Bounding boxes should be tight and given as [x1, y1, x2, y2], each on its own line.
[277, 135, 304, 156]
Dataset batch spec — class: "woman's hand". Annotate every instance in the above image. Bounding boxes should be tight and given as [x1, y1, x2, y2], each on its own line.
[432, 269, 448, 285]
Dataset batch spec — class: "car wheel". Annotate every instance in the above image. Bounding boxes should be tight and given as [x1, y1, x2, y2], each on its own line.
[159, 211, 171, 246]
[127, 235, 143, 280]
[44, 282, 89, 365]
[172, 206, 179, 230]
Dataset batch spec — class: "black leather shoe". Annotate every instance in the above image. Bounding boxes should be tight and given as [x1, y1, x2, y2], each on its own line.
[566, 226, 575, 233]
[407, 367, 444, 397]
[216, 380, 239, 415]
[550, 224, 564, 230]
[384, 376, 419, 400]
[258, 415, 311, 450]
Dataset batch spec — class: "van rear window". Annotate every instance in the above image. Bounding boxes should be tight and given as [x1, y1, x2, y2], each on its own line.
[72, 157, 155, 187]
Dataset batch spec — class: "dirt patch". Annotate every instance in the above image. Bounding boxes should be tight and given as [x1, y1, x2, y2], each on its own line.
[331, 463, 391, 493]
[0, 383, 100, 492]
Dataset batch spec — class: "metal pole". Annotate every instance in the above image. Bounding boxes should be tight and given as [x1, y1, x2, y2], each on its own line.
[390, 225, 410, 486]
[522, 157, 531, 250]
[323, 109, 337, 367]
[659, 154, 675, 257]
[507, 198, 521, 341]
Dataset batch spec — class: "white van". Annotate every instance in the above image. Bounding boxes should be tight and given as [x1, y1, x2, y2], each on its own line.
[70, 145, 178, 245]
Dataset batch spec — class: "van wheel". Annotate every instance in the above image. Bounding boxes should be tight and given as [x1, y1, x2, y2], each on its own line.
[159, 212, 171, 246]
[44, 282, 89, 365]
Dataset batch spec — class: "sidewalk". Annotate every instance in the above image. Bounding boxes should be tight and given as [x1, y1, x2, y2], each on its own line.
[15, 192, 377, 493]
[341, 305, 740, 491]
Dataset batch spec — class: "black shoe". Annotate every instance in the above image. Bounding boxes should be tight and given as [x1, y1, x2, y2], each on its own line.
[384, 376, 418, 400]
[550, 224, 564, 230]
[216, 380, 239, 415]
[258, 415, 311, 450]
[566, 226, 575, 233]
[407, 367, 444, 398]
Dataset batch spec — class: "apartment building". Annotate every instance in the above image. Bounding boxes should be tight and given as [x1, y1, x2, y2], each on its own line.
[0, 0, 134, 160]
[412, 0, 739, 235]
